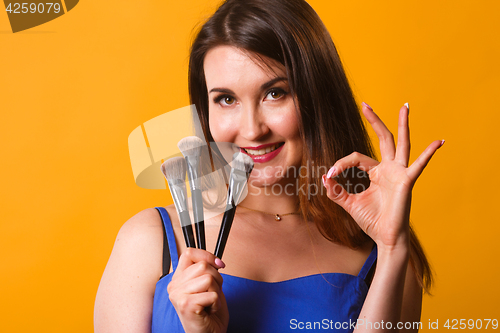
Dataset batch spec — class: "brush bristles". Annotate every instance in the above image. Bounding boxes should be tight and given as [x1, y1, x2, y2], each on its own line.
[177, 136, 204, 157]
[232, 152, 254, 173]
[161, 156, 187, 181]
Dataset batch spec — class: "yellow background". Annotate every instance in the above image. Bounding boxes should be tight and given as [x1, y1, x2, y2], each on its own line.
[1, 0, 499, 331]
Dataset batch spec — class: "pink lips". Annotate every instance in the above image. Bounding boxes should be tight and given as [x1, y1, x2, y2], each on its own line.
[240, 142, 284, 163]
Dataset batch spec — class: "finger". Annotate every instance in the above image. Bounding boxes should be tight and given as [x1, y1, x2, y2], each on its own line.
[174, 292, 221, 316]
[407, 140, 444, 181]
[180, 273, 222, 295]
[327, 152, 379, 177]
[395, 103, 410, 167]
[322, 174, 351, 209]
[176, 247, 225, 273]
[176, 260, 224, 288]
[362, 102, 396, 160]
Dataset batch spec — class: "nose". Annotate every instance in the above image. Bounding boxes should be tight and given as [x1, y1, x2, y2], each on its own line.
[239, 104, 269, 141]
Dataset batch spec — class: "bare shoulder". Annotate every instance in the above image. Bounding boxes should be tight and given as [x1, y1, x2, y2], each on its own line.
[112, 208, 165, 272]
[94, 208, 164, 333]
[118, 208, 165, 247]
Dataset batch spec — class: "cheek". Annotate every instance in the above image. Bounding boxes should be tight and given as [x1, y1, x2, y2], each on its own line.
[270, 112, 301, 140]
[209, 111, 234, 142]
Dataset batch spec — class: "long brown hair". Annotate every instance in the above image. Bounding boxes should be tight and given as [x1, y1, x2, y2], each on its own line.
[188, 0, 432, 292]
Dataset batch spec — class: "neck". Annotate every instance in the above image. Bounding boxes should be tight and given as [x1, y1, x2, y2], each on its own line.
[240, 181, 300, 215]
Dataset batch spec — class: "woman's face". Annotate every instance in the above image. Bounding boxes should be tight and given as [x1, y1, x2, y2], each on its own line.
[204, 45, 303, 187]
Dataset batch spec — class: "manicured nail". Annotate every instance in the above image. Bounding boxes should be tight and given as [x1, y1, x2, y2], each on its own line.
[439, 139, 445, 148]
[404, 102, 409, 113]
[215, 258, 225, 269]
[322, 174, 327, 187]
[327, 166, 336, 179]
[362, 102, 373, 110]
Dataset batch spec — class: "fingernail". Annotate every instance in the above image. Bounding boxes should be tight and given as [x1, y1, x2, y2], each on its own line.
[327, 166, 336, 179]
[362, 102, 373, 110]
[404, 102, 409, 110]
[322, 174, 327, 187]
[439, 139, 445, 148]
[215, 258, 225, 269]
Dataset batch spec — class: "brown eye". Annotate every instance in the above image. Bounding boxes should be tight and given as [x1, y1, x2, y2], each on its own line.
[266, 89, 287, 101]
[270, 91, 283, 99]
[223, 96, 235, 105]
[215, 95, 236, 106]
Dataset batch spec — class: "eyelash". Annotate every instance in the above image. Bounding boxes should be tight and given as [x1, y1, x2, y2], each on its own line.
[213, 88, 288, 106]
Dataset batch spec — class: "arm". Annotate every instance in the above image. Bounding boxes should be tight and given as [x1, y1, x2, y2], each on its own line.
[94, 208, 164, 333]
[356, 242, 423, 332]
[323, 102, 440, 332]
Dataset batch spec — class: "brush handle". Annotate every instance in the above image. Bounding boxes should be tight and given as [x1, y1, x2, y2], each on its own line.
[214, 203, 236, 259]
[179, 211, 196, 248]
[194, 221, 205, 250]
[191, 188, 206, 250]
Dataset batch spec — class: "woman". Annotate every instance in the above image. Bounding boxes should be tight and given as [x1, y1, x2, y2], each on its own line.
[95, 0, 442, 332]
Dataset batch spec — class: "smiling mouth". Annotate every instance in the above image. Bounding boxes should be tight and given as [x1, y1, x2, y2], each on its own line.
[243, 143, 284, 156]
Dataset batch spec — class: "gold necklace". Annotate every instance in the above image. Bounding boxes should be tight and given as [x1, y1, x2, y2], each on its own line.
[237, 205, 301, 221]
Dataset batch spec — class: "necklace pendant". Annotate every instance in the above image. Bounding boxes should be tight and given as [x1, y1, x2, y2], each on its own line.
[275, 214, 281, 221]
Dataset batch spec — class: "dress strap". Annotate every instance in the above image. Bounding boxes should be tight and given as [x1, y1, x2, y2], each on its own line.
[155, 207, 179, 272]
[357, 244, 378, 280]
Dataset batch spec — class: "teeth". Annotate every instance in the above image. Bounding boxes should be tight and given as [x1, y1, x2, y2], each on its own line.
[245, 144, 279, 156]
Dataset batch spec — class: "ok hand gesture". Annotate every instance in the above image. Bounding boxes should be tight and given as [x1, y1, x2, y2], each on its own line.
[322, 103, 443, 249]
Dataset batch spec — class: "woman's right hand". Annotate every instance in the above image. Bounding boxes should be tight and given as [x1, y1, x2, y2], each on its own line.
[167, 248, 229, 333]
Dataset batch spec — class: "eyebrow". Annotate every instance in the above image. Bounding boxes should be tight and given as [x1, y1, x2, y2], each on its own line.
[208, 76, 288, 94]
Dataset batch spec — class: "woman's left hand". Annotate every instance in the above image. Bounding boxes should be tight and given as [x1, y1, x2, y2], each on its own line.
[322, 102, 443, 249]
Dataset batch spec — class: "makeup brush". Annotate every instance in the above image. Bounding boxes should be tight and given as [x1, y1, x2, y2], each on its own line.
[178, 136, 206, 250]
[161, 157, 196, 248]
[214, 152, 254, 259]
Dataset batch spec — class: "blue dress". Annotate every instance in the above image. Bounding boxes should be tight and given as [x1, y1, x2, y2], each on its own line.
[152, 207, 377, 333]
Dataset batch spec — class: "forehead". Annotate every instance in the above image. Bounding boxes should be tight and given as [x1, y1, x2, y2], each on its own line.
[203, 45, 286, 88]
